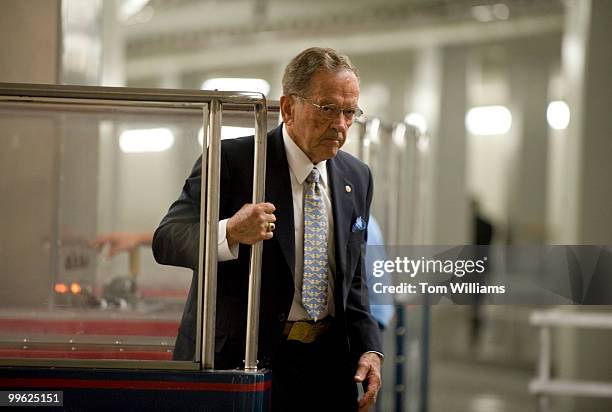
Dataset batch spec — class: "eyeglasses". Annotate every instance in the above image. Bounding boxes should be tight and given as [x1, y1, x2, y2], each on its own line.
[293, 95, 364, 121]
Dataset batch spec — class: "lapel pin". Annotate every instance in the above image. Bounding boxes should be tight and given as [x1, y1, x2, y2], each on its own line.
[345, 185, 352, 193]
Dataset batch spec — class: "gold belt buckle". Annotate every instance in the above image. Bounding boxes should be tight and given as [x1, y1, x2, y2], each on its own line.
[287, 320, 329, 343]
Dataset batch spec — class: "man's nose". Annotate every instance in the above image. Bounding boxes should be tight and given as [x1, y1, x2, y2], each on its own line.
[331, 112, 349, 134]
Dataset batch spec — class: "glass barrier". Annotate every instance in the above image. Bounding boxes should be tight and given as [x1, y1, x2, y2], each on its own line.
[0, 86, 279, 368]
[346, 119, 427, 245]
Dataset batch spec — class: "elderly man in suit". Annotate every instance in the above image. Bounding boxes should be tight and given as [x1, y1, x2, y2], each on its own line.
[153, 47, 382, 411]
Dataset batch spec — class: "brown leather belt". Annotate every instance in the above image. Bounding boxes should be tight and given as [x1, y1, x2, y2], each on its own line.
[283, 317, 332, 343]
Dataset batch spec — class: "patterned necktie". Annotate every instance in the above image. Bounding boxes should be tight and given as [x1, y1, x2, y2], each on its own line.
[302, 167, 328, 321]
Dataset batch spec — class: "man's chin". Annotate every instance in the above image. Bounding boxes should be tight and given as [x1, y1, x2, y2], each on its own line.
[319, 147, 339, 162]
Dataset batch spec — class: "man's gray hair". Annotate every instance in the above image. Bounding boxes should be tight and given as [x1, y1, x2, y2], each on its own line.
[282, 47, 359, 97]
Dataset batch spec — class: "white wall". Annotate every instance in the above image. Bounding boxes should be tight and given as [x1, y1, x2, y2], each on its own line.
[0, 0, 61, 83]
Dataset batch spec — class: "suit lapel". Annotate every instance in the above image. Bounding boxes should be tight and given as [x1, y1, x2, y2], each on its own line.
[327, 155, 355, 282]
[265, 126, 295, 278]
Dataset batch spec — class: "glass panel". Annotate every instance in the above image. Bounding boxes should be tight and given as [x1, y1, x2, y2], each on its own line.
[0, 98, 278, 365]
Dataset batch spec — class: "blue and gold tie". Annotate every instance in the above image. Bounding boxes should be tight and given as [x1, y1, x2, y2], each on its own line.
[302, 168, 328, 321]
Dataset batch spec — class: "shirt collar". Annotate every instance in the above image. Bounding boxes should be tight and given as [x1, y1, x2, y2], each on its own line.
[282, 124, 328, 186]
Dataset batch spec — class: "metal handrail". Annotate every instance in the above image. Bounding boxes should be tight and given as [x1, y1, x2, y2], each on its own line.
[529, 309, 612, 412]
[0, 83, 269, 372]
[198, 97, 268, 371]
[245, 101, 268, 371]
[355, 118, 427, 244]
[0, 83, 265, 105]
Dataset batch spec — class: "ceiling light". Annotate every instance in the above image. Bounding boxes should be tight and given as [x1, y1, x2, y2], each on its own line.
[492, 3, 510, 20]
[466, 106, 512, 135]
[118, 0, 150, 22]
[119, 128, 174, 153]
[471, 5, 494, 23]
[547, 101, 570, 130]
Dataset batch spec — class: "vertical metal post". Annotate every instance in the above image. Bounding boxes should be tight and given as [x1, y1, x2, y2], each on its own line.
[536, 326, 551, 412]
[356, 121, 367, 161]
[394, 305, 406, 412]
[49, 119, 62, 309]
[538, 325, 551, 381]
[389, 123, 406, 245]
[244, 100, 268, 371]
[365, 119, 380, 169]
[196, 103, 209, 364]
[407, 126, 421, 244]
[378, 126, 392, 244]
[391, 123, 407, 412]
[128, 249, 140, 279]
[420, 299, 431, 412]
[413, 130, 430, 245]
[201, 99, 222, 369]
[406, 124, 431, 412]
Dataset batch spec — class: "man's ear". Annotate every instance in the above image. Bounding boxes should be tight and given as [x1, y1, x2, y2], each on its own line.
[280, 95, 294, 126]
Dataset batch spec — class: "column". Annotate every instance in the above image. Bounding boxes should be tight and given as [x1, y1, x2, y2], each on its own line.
[0, 0, 62, 306]
[556, 1, 612, 411]
[559, 0, 612, 244]
[506, 38, 555, 243]
[411, 46, 469, 245]
[0, 0, 61, 83]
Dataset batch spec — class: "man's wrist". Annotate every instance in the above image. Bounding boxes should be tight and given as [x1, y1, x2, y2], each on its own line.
[218, 219, 239, 261]
[226, 217, 238, 247]
[364, 350, 384, 364]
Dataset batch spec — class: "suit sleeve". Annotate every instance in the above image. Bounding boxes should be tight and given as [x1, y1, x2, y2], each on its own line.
[152, 156, 203, 270]
[152, 149, 232, 270]
[346, 167, 383, 358]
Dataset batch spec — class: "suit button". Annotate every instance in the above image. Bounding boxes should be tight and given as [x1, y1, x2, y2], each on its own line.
[277, 313, 286, 322]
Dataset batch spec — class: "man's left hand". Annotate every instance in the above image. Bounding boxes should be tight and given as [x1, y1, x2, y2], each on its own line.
[354, 352, 382, 412]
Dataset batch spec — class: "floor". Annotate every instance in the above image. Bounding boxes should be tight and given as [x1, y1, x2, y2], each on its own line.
[428, 357, 535, 412]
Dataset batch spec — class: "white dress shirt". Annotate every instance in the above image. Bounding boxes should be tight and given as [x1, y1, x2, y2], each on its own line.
[282, 125, 336, 321]
[217, 124, 336, 321]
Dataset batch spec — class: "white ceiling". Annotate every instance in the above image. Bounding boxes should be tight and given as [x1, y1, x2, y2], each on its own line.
[119, 0, 564, 81]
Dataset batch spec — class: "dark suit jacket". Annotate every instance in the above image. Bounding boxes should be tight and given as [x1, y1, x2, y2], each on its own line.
[153, 124, 382, 368]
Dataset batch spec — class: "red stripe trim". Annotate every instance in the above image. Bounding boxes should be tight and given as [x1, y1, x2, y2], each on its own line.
[0, 319, 179, 337]
[0, 378, 272, 392]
